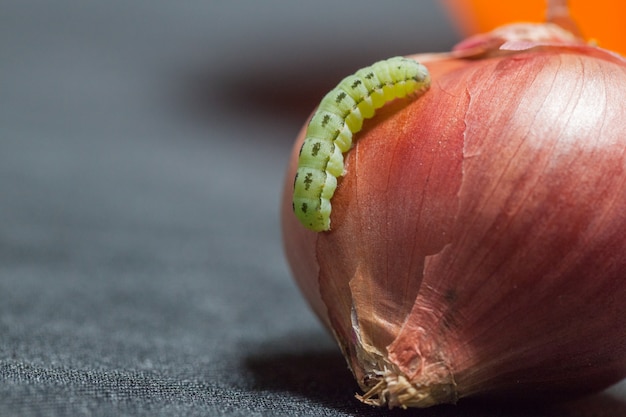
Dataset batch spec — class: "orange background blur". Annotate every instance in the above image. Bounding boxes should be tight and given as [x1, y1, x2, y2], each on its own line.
[442, 0, 626, 55]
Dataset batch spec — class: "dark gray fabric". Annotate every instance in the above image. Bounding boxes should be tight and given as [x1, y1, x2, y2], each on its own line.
[2, 1, 625, 416]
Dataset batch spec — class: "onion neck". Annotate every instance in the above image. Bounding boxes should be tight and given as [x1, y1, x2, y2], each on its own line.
[546, 0, 583, 38]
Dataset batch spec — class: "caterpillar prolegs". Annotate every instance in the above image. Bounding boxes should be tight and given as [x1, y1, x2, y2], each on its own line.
[292, 56, 431, 231]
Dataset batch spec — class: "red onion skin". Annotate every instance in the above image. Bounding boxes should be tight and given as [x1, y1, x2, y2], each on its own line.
[281, 42, 626, 406]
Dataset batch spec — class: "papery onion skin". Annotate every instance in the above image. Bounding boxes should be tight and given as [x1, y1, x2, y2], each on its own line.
[281, 28, 626, 408]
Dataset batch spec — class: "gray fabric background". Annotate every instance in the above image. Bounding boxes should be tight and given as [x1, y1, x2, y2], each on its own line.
[2, 1, 625, 416]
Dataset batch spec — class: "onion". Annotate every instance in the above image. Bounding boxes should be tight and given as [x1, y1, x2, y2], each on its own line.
[281, 3, 626, 409]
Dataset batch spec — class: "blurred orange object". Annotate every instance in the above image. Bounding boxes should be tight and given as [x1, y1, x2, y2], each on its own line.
[441, 0, 626, 55]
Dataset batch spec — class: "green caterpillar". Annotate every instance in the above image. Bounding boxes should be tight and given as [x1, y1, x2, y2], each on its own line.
[293, 56, 431, 231]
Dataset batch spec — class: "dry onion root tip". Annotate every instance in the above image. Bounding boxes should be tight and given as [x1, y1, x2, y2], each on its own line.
[356, 371, 458, 409]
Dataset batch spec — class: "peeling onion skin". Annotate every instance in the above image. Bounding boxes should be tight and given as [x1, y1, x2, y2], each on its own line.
[281, 27, 626, 408]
